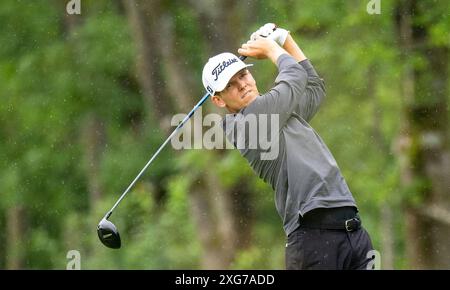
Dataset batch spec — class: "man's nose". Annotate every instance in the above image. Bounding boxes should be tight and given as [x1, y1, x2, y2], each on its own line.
[236, 79, 246, 90]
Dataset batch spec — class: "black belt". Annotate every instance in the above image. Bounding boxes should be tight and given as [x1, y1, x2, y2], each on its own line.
[298, 207, 361, 232]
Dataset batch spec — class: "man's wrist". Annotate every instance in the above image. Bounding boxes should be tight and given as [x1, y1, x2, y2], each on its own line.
[283, 34, 307, 62]
[268, 45, 287, 64]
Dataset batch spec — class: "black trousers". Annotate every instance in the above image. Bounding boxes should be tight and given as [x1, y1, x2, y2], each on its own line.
[285, 207, 375, 270]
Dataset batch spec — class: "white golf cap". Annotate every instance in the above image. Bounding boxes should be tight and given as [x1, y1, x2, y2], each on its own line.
[202, 52, 253, 95]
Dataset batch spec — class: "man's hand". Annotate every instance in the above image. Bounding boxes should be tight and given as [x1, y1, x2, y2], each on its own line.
[238, 37, 286, 64]
[250, 23, 289, 47]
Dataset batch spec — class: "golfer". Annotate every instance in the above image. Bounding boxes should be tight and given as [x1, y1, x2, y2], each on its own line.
[202, 24, 374, 269]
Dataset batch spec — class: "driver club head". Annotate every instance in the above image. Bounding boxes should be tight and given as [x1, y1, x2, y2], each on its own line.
[97, 218, 121, 249]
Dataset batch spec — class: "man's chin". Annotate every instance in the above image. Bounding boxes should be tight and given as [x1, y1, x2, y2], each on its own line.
[241, 91, 256, 100]
[243, 92, 258, 103]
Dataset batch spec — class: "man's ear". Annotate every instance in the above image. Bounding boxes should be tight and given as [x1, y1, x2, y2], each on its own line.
[211, 94, 226, 108]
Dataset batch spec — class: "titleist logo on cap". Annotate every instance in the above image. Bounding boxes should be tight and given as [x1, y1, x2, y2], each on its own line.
[212, 58, 238, 81]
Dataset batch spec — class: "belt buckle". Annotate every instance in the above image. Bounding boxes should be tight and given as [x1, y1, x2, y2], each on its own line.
[345, 218, 356, 232]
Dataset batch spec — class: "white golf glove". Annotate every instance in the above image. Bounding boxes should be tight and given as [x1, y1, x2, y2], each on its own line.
[250, 23, 289, 47]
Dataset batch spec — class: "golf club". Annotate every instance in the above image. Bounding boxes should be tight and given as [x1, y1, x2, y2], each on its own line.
[97, 56, 248, 249]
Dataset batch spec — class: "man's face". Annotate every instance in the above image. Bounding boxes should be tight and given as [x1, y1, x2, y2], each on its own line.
[212, 69, 259, 113]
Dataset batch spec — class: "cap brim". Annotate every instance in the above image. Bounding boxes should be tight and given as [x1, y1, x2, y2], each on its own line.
[214, 63, 253, 93]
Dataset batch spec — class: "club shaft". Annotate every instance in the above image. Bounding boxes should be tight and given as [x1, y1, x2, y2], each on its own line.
[105, 55, 247, 219]
[106, 92, 211, 218]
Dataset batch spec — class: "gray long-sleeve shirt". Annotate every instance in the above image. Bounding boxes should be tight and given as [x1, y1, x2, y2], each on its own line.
[223, 54, 356, 236]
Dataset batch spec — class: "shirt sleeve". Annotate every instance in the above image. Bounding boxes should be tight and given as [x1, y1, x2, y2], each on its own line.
[296, 59, 326, 122]
[243, 54, 309, 127]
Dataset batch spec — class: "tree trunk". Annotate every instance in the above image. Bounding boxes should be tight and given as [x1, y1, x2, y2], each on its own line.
[122, 0, 173, 129]
[6, 205, 26, 269]
[367, 65, 395, 269]
[189, 0, 245, 55]
[81, 114, 105, 208]
[395, 0, 450, 269]
[189, 169, 237, 269]
[186, 0, 254, 268]
[157, 15, 197, 113]
[380, 205, 395, 269]
[123, 0, 254, 268]
[187, 166, 254, 269]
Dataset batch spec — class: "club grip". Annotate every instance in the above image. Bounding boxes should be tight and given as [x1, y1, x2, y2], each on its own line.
[239, 55, 247, 61]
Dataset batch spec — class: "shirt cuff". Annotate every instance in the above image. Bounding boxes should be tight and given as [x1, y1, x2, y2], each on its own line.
[298, 59, 319, 77]
[277, 53, 300, 70]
